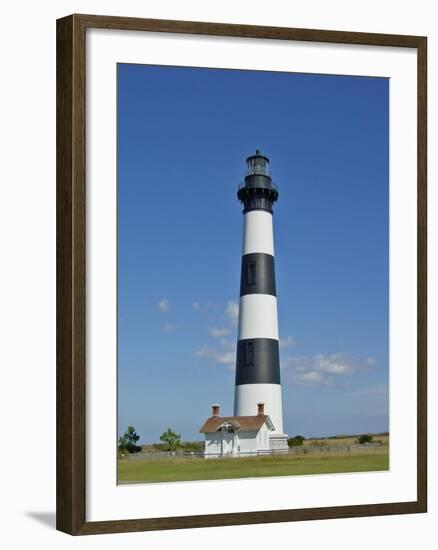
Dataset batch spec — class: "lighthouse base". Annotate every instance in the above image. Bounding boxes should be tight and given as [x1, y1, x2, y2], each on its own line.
[269, 433, 289, 453]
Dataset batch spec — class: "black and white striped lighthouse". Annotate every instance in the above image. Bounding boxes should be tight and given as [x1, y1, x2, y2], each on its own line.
[234, 150, 288, 451]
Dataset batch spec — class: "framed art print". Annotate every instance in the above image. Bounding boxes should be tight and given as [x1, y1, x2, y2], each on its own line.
[56, 14, 427, 535]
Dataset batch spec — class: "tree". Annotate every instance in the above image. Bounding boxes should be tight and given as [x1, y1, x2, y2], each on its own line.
[288, 435, 305, 447]
[357, 433, 373, 445]
[160, 428, 181, 451]
[118, 426, 141, 453]
[125, 426, 140, 451]
[118, 434, 129, 452]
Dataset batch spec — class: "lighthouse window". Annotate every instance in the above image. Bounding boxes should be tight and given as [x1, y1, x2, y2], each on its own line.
[247, 262, 256, 286]
[245, 342, 254, 366]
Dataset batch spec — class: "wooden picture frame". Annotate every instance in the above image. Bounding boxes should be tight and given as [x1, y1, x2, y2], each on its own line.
[56, 13, 427, 535]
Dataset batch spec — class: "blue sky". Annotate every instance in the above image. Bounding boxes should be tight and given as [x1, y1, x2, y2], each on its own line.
[117, 64, 389, 443]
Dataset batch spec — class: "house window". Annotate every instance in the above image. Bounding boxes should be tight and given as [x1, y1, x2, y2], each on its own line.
[246, 341, 254, 366]
[247, 261, 256, 286]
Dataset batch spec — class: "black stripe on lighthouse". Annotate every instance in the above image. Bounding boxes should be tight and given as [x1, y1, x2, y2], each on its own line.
[235, 338, 280, 385]
[240, 253, 276, 297]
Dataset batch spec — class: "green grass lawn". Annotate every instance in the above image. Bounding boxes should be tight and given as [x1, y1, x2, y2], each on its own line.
[118, 450, 389, 484]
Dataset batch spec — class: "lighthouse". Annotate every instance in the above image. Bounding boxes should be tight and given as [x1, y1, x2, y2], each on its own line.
[234, 150, 289, 452]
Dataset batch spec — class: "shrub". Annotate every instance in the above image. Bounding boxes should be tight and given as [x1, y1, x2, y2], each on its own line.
[310, 439, 327, 447]
[357, 434, 373, 445]
[181, 440, 205, 452]
[288, 435, 305, 447]
[153, 443, 169, 452]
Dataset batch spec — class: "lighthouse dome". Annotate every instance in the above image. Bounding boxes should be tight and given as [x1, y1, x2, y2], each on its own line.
[237, 150, 278, 213]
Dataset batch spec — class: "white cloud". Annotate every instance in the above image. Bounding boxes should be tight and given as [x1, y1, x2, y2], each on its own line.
[193, 302, 239, 365]
[194, 346, 211, 358]
[282, 352, 375, 388]
[216, 352, 235, 365]
[219, 338, 233, 349]
[163, 323, 177, 332]
[209, 326, 231, 338]
[295, 371, 330, 387]
[194, 345, 236, 366]
[157, 299, 169, 312]
[313, 353, 358, 374]
[279, 335, 296, 348]
[226, 300, 239, 326]
[192, 301, 201, 311]
[194, 338, 236, 367]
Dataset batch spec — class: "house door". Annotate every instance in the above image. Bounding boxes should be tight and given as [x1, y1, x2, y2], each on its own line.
[222, 432, 234, 456]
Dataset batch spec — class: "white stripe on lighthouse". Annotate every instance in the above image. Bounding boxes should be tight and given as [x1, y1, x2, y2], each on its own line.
[242, 210, 275, 255]
[234, 384, 284, 434]
[237, 294, 279, 340]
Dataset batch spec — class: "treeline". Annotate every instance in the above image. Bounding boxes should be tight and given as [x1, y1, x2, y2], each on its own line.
[147, 440, 205, 453]
[118, 425, 205, 456]
[306, 431, 389, 440]
[287, 432, 389, 447]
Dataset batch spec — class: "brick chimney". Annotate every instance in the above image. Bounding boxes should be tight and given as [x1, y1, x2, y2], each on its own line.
[257, 402, 265, 415]
[212, 404, 220, 417]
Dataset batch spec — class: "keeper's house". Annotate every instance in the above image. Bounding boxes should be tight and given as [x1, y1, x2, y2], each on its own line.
[199, 403, 274, 458]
